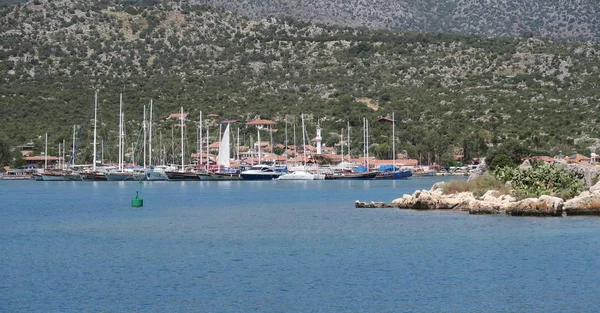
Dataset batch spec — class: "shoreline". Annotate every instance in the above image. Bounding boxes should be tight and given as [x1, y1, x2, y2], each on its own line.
[355, 181, 600, 217]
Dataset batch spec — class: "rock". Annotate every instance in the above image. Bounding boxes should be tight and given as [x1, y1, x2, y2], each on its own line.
[499, 194, 516, 202]
[589, 181, 600, 194]
[519, 159, 532, 170]
[560, 163, 600, 189]
[355, 200, 367, 208]
[505, 196, 563, 216]
[481, 190, 501, 201]
[441, 192, 476, 211]
[469, 200, 506, 214]
[430, 182, 445, 191]
[355, 200, 391, 208]
[564, 194, 600, 215]
[467, 159, 487, 181]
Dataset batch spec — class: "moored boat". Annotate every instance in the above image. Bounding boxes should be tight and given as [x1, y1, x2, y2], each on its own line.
[1, 169, 34, 180]
[277, 170, 325, 180]
[165, 170, 201, 181]
[325, 171, 379, 180]
[41, 169, 69, 181]
[81, 170, 108, 181]
[375, 165, 413, 179]
[240, 164, 286, 180]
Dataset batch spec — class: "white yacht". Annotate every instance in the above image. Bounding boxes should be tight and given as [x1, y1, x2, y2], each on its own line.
[240, 164, 286, 180]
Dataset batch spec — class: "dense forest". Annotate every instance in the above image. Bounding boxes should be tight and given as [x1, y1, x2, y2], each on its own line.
[1, 0, 600, 166]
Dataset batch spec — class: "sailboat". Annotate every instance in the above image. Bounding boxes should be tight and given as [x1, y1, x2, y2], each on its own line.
[40, 133, 68, 181]
[277, 114, 325, 180]
[106, 94, 145, 181]
[146, 100, 168, 181]
[165, 107, 201, 180]
[209, 123, 241, 180]
[81, 92, 108, 181]
[325, 118, 378, 180]
[375, 112, 412, 180]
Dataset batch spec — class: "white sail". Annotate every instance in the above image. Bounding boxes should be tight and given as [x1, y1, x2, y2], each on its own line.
[217, 123, 231, 168]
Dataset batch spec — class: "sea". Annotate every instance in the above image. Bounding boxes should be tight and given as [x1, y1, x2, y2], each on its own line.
[1, 176, 600, 312]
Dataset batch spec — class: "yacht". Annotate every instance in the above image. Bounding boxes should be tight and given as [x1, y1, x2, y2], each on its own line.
[277, 170, 325, 180]
[240, 164, 286, 180]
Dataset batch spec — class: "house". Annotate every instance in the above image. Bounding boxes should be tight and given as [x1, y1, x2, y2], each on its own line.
[23, 155, 61, 168]
[565, 153, 591, 164]
[16, 141, 35, 157]
[534, 156, 554, 164]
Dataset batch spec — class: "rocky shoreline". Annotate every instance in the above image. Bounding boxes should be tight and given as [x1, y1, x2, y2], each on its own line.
[355, 181, 600, 217]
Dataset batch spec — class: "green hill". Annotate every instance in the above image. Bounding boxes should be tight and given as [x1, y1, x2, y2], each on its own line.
[1, 0, 599, 165]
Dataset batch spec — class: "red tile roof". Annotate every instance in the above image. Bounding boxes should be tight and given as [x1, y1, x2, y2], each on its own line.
[168, 113, 188, 119]
[247, 119, 276, 126]
[23, 156, 60, 161]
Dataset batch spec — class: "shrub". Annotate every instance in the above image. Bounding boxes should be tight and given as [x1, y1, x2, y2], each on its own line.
[442, 173, 510, 197]
[493, 163, 583, 199]
[489, 153, 515, 171]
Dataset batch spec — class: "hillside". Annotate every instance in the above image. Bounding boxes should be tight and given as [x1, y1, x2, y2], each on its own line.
[1, 0, 600, 165]
[193, 0, 600, 42]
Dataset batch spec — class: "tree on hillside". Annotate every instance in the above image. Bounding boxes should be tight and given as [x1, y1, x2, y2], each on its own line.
[0, 136, 11, 168]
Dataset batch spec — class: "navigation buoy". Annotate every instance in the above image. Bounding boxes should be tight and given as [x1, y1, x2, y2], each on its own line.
[131, 191, 143, 207]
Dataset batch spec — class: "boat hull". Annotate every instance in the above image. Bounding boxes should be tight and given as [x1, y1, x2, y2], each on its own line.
[240, 173, 282, 180]
[106, 172, 136, 181]
[41, 174, 69, 181]
[325, 171, 379, 180]
[81, 172, 107, 181]
[146, 171, 168, 181]
[165, 171, 201, 181]
[210, 173, 242, 181]
[376, 171, 413, 179]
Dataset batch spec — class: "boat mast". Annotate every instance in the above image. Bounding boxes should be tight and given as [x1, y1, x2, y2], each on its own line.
[363, 118, 366, 167]
[93, 92, 98, 171]
[206, 123, 210, 171]
[257, 126, 261, 164]
[72, 125, 76, 166]
[365, 119, 369, 171]
[293, 118, 296, 158]
[45, 133, 48, 169]
[236, 127, 240, 163]
[198, 111, 203, 170]
[62, 139, 66, 169]
[143, 104, 147, 169]
[285, 116, 288, 149]
[392, 112, 396, 170]
[301, 114, 307, 170]
[347, 121, 351, 161]
[118, 93, 123, 172]
[149, 99, 153, 167]
[171, 127, 174, 165]
[180, 107, 184, 171]
[340, 128, 344, 161]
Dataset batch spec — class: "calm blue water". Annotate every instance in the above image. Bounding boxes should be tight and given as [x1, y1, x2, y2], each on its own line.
[2, 177, 600, 312]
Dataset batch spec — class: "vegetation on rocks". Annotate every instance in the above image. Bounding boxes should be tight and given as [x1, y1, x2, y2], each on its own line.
[442, 173, 510, 197]
[494, 163, 583, 200]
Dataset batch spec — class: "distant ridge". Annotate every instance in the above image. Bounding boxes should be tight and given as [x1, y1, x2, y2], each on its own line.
[192, 0, 600, 42]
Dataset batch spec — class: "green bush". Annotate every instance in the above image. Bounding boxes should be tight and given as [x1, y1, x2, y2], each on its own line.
[493, 163, 582, 199]
[489, 153, 515, 171]
[442, 173, 510, 197]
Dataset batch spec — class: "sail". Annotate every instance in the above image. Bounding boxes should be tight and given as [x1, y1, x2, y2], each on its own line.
[217, 124, 231, 167]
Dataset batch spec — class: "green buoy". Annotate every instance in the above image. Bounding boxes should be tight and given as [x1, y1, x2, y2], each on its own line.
[131, 191, 143, 207]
